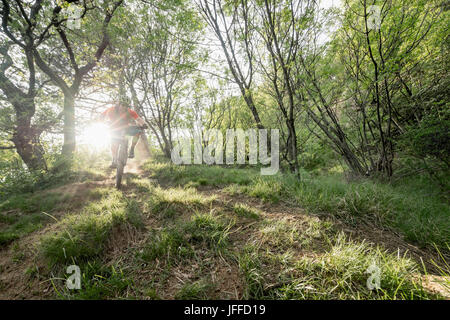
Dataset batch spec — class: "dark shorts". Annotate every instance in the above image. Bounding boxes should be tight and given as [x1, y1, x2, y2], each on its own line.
[111, 126, 143, 140]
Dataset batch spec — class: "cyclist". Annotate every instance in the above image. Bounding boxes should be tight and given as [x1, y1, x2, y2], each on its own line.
[99, 99, 148, 168]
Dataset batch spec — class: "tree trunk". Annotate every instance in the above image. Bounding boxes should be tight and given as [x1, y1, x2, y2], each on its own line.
[62, 92, 76, 155]
[286, 117, 299, 175]
[0, 68, 47, 170]
[12, 121, 46, 171]
[161, 132, 172, 158]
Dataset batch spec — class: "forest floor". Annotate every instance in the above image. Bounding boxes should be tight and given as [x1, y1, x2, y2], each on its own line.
[0, 155, 449, 300]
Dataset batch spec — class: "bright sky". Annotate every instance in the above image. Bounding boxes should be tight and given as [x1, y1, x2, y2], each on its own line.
[321, 0, 342, 9]
[203, 0, 343, 93]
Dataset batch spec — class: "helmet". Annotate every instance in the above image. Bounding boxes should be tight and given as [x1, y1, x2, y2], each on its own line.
[119, 96, 131, 107]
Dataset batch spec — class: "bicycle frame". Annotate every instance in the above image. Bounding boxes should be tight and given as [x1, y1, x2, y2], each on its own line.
[111, 125, 144, 189]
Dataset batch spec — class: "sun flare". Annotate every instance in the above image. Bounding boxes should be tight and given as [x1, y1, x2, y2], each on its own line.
[78, 122, 111, 150]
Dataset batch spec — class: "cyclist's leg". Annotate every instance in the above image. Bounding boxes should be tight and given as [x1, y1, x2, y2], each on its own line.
[110, 138, 120, 167]
[128, 132, 141, 158]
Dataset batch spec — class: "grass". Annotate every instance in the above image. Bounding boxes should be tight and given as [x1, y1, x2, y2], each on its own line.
[138, 227, 194, 263]
[282, 174, 450, 249]
[288, 233, 438, 300]
[238, 233, 441, 300]
[184, 211, 233, 251]
[242, 176, 285, 203]
[237, 245, 267, 299]
[221, 170, 449, 250]
[0, 188, 108, 215]
[0, 151, 108, 199]
[143, 158, 259, 187]
[126, 175, 154, 193]
[144, 158, 449, 250]
[139, 158, 448, 299]
[136, 210, 233, 281]
[174, 278, 215, 300]
[222, 184, 242, 195]
[147, 186, 216, 221]
[39, 190, 144, 265]
[257, 216, 333, 250]
[55, 260, 134, 299]
[0, 188, 109, 246]
[1, 155, 447, 300]
[0, 213, 48, 245]
[142, 158, 449, 289]
[0, 192, 69, 213]
[233, 203, 261, 220]
[425, 243, 450, 293]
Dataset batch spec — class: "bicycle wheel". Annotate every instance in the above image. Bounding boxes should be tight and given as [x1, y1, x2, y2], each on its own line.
[116, 138, 129, 189]
[116, 163, 124, 189]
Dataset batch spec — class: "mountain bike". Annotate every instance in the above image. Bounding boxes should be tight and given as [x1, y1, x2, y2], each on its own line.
[115, 125, 145, 189]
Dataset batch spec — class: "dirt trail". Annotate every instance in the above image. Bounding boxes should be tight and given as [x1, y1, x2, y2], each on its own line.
[136, 164, 449, 298]
[0, 157, 448, 299]
[0, 157, 147, 299]
[197, 186, 450, 298]
[137, 161, 450, 298]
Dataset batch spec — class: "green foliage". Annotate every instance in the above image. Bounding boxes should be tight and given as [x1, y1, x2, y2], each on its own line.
[298, 138, 338, 172]
[400, 108, 450, 166]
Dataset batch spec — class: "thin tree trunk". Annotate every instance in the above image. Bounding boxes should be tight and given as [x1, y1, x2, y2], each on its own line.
[62, 92, 76, 155]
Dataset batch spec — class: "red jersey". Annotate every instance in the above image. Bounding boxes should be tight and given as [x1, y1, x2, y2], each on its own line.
[101, 106, 139, 129]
